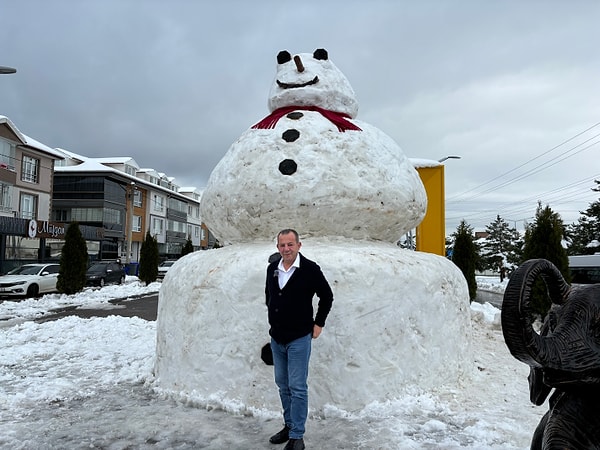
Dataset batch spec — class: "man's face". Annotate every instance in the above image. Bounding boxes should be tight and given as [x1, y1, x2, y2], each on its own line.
[277, 232, 301, 265]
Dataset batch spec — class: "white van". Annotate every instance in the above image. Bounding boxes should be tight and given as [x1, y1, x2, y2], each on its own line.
[569, 254, 600, 285]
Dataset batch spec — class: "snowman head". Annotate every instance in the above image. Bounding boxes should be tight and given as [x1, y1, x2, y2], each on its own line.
[268, 48, 359, 118]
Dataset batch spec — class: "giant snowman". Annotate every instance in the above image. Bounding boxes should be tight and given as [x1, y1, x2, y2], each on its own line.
[155, 49, 472, 413]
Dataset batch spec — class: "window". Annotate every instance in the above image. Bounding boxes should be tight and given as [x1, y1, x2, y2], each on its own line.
[53, 209, 69, 222]
[125, 164, 137, 176]
[188, 204, 200, 218]
[168, 197, 187, 213]
[153, 194, 164, 212]
[152, 217, 164, 235]
[0, 139, 15, 170]
[167, 219, 186, 233]
[20, 193, 37, 220]
[133, 190, 142, 207]
[133, 215, 142, 232]
[0, 183, 12, 212]
[21, 155, 40, 183]
[71, 208, 104, 222]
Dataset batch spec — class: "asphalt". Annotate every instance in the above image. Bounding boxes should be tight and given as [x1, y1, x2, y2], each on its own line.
[35, 293, 159, 323]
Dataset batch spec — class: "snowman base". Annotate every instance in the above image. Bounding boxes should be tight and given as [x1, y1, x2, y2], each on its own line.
[154, 238, 473, 414]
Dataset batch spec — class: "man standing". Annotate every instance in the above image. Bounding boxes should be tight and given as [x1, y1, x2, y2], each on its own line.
[265, 229, 334, 450]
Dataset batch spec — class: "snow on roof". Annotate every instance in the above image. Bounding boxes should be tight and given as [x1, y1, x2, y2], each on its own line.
[0, 115, 26, 142]
[410, 158, 443, 168]
[54, 158, 199, 202]
[54, 158, 119, 174]
[94, 156, 140, 169]
[179, 187, 203, 194]
[21, 134, 65, 159]
[137, 168, 160, 175]
[0, 115, 64, 159]
[54, 147, 87, 162]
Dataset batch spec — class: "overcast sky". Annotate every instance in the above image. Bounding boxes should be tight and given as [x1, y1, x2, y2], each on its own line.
[1, 1, 599, 233]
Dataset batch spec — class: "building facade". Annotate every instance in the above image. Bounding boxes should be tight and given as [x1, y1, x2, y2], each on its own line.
[0, 115, 213, 274]
[0, 116, 68, 272]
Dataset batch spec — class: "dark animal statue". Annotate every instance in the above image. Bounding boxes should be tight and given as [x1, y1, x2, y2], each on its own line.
[501, 258, 600, 450]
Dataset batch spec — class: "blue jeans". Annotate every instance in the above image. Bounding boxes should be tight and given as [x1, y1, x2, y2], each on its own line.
[271, 333, 312, 439]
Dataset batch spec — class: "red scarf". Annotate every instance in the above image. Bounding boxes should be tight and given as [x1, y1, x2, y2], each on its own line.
[251, 105, 362, 132]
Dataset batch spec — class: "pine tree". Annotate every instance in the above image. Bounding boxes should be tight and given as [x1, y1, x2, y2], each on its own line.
[451, 220, 478, 301]
[138, 231, 159, 285]
[181, 237, 194, 257]
[481, 215, 521, 281]
[57, 222, 89, 295]
[522, 202, 570, 318]
[566, 179, 600, 255]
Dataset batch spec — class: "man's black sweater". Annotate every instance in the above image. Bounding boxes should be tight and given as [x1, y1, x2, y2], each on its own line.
[265, 253, 334, 345]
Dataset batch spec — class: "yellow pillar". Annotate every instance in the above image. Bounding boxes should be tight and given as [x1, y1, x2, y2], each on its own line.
[415, 165, 445, 256]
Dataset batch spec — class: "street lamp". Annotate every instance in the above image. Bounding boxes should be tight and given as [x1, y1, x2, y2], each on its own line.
[0, 66, 17, 74]
[438, 155, 461, 163]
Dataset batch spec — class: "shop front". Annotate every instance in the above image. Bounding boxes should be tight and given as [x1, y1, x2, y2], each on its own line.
[0, 217, 107, 274]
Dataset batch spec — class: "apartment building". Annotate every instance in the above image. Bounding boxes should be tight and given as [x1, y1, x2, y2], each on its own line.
[53, 150, 207, 262]
[0, 114, 212, 273]
[0, 116, 67, 272]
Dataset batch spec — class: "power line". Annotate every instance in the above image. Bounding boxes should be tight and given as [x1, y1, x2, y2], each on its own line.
[448, 121, 600, 202]
[456, 138, 600, 202]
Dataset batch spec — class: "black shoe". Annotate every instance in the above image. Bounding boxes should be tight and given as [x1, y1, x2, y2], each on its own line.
[284, 438, 305, 450]
[269, 425, 290, 444]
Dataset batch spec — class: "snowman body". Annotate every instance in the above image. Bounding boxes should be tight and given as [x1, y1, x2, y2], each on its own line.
[154, 49, 473, 414]
[200, 49, 427, 244]
[202, 112, 426, 243]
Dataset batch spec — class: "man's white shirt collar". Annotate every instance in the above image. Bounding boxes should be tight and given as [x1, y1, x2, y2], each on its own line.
[277, 254, 300, 289]
[278, 254, 301, 273]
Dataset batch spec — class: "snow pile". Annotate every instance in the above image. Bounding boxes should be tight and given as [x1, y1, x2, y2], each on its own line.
[155, 239, 473, 412]
[0, 286, 546, 448]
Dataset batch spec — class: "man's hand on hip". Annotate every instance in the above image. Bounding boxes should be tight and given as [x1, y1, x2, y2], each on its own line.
[312, 325, 322, 339]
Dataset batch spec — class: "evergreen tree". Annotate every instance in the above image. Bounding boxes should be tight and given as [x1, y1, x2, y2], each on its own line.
[181, 237, 194, 257]
[138, 231, 159, 285]
[566, 179, 600, 255]
[480, 215, 521, 281]
[451, 220, 478, 301]
[522, 202, 570, 318]
[507, 226, 525, 269]
[57, 222, 89, 295]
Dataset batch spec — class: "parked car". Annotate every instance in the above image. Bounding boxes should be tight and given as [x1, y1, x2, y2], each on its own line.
[0, 263, 60, 298]
[86, 261, 126, 287]
[157, 260, 177, 280]
[569, 254, 600, 285]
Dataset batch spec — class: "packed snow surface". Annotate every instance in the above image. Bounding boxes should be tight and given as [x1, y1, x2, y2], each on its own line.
[0, 276, 546, 449]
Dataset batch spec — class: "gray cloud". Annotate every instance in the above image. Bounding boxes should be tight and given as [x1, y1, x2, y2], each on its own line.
[2, 0, 600, 232]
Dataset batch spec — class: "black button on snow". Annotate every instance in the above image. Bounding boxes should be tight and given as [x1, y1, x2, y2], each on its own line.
[279, 159, 297, 175]
[286, 112, 304, 120]
[282, 129, 300, 142]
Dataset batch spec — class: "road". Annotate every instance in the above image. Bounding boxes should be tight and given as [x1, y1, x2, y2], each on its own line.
[36, 293, 158, 323]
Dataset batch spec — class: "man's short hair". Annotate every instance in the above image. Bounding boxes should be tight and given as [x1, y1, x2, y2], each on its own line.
[277, 229, 299, 243]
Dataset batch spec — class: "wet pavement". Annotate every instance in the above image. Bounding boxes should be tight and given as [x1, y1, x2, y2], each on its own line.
[35, 294, 158, 323]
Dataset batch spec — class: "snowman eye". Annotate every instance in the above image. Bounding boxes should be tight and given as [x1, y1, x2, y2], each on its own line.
[313, 49, 328, 60]
[277, 51, 292, 64]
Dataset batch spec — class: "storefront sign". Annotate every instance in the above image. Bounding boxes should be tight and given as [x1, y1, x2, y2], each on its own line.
[27, 220, 66, 239]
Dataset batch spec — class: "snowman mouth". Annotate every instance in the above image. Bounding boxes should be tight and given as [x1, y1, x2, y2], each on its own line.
[277, 76, 319, 89]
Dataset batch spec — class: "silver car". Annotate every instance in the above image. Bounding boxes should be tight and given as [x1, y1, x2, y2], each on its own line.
[157, 260, 177, 280]
[0, 263, 60, 299]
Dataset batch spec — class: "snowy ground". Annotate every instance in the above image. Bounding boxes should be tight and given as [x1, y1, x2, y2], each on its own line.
[0, 276, 546, 449]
